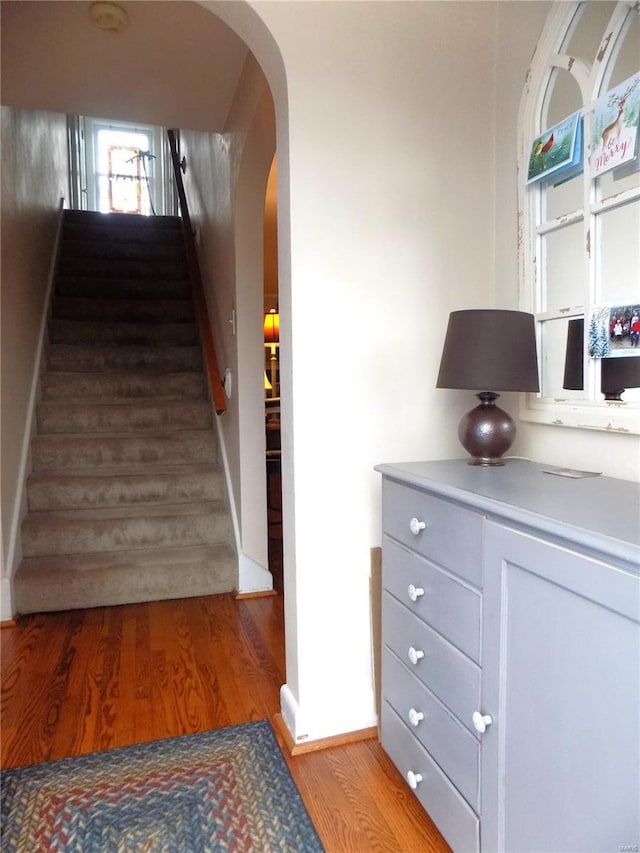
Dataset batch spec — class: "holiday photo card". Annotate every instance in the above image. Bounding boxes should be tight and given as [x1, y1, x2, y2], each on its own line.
[588, 303, 640, 357]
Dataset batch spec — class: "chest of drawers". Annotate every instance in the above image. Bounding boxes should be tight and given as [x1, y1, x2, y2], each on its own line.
[379, 474, 485, 852]
[376, 459, 640, 853]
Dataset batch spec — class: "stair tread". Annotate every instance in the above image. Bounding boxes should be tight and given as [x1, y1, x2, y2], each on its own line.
[24, 500, 227, 522]
[19, 543, 234, 571]
[48, 342, 201, 350]
[39, 398, 210, 410]
[55, 276, 191, 298]
[61, 238, 185, 253]
[51, 297, 195, 321]
[28, 463, 222, 481]
[63, 211, 181, 225]
[43, 370, 205, 379]
[40, 395, 206, 405]
[56, 280, 191, 292]
[33, 428, 215, 441]
[49, 319, 196, 330]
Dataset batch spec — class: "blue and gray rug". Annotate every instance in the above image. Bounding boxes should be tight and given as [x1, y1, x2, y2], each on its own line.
[1, 719, 324, 852]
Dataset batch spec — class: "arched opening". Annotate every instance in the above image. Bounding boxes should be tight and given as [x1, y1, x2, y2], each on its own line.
[263, 156, 283, 593]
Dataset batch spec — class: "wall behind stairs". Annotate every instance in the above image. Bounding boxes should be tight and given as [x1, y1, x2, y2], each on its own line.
[1, 106, 68, 586]
[180, 54, 276, 582]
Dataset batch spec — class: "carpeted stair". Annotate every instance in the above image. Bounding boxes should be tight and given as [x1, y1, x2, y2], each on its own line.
[14, 210, 235, 614]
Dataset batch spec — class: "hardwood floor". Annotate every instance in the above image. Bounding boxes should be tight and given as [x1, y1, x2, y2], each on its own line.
[1, 593, 450, 852]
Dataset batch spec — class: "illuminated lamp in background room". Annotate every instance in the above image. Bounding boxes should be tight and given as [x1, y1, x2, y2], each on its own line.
[264, 309, 279, 398]
[563, 317, 640, 400]
[436, 309, 540, 466]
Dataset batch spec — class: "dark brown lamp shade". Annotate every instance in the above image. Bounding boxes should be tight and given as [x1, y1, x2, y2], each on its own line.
[436, 309, 540, 392]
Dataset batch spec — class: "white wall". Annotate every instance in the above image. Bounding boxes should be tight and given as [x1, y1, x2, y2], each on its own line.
[211, 0, 639, 746]
[1, 106, 68, 616]
[180, 54, 276, 590]
[211, 0, 499, 742]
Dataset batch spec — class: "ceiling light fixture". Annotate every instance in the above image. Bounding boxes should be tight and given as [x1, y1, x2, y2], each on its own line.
[89, 2, 129, 33]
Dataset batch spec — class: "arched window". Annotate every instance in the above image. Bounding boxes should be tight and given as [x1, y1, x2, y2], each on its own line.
[518, 1, 640, 433]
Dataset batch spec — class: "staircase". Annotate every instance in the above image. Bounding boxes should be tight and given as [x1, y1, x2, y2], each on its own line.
[14, 210, 235, 614]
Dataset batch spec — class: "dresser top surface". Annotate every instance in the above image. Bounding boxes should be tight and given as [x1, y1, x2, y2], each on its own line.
[375, 458, 640, 565]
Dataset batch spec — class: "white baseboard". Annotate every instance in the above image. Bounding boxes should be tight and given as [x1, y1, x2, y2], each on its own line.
[1, 576, 14, 621]
[280, 683, 378, 745]
[238, 552, 273, 593]
[280, 683, 300, 742]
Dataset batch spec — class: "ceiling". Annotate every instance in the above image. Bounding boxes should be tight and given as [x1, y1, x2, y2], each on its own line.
[0, 1, 250, 133]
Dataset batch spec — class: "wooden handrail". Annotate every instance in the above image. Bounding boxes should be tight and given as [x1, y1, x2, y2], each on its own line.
[167, 129, 227, 415]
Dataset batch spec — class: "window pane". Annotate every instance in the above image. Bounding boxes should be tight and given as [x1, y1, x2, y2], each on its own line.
[562, 2, 616, 65]
[598, 11, 640, 200]
[598, 160, 640, 201]
[605, 7, 640, 89]
[543, 68, 582, 127]
[540, 316, 587, 399]
[543, 222, 585, 310]
[546, 169, 584, 221]
[598, 201, 640, 303]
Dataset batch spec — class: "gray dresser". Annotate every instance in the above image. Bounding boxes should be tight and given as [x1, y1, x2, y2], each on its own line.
[375, 459, 640, 853]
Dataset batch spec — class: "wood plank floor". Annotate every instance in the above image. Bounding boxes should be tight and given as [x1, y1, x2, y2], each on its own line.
[1, 593, 450, 852]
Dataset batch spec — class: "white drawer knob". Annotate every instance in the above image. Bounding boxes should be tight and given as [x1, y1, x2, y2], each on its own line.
[407, 770, 423, 790]
[472, 711, 493, 734]
[407, 584, 425, 602]
[408, 646, 424, 666]
[409, 517, 426, 536]
[408, 708, 424, 727]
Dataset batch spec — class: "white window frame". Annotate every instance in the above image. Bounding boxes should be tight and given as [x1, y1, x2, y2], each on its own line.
[518, 0, 640, 435]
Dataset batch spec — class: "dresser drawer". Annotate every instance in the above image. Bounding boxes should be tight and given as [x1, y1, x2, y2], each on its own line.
[383, 592, 480, 733]
[383, 536, 481, 662]
[381, 701, 479, 853]
[382, 647, 479, 809]
[382, 478, 483, 586]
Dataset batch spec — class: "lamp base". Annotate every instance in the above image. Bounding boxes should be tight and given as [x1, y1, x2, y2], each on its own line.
[458, 392, 515, 466]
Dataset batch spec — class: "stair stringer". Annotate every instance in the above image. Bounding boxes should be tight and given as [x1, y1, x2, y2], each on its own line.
[1, 199, 65, 621]
[199, 317, 273, 595]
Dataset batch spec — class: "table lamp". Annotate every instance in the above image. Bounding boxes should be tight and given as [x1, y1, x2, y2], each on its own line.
[436, 309, 539, 466]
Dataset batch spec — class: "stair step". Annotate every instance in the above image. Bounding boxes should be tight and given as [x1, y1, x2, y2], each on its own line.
[47, 343, 203, 372]
[51, 296, 195, 323]
[37, 399, 212, 434]
[21, 501, 232, 558]
[48, 319, 199, 347]
[31, 430, 218, 471]
[60, 239, 185, 263]
[17, 209, 237, 613]
[63, 211, 182, 231]
[57, 256, 188, 281]
[14, 544, 235, 614]
[55, 276, 191, 301]
[41, 371, 206, 401]
[27, 465, 225, 511]
[63, 221, 184, 246]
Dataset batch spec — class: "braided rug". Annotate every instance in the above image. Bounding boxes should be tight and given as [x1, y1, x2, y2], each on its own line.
[1, 719, 324, 852]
